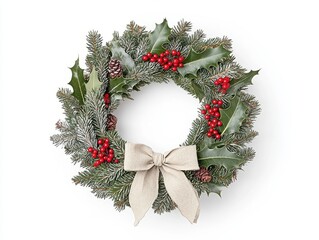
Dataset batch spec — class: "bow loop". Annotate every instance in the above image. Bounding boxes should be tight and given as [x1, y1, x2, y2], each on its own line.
[124, 142, 200, 225]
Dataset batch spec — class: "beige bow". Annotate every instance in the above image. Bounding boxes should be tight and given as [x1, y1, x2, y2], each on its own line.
[124, 142, 200, 225]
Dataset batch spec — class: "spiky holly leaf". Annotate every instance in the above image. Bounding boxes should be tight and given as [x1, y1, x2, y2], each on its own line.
[85, 67, 102, 92]
[198, 145, 246, 170]
[110, 41, 135, 72]
[109, 77, 140, 97]
[191, 81, 205, 101]
[220, 96, 248, 136]
[228, 70, 259, 94]
[68, 58, 86, 105]
[149, 19, 171, 54]
[178, 46, 231, 77]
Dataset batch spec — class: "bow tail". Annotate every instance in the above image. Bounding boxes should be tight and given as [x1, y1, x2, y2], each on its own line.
[161, 166, 200, 223]
[129, 167, 159, 226]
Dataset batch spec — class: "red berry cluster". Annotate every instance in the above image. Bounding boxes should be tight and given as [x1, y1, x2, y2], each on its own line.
[142, 50, 185, 72]
[103, 93, 110, 108]
[87, 138, 119, 167]
[214, 76, 231, 94]
[201, 99, 224, 140]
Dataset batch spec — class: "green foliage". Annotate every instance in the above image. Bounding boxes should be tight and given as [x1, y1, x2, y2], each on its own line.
[220, 96, 248, 136]
[178, 46, 231, 77]
[110, 41, 136, 72]
[68, 58, 87, 105]
[149, 19, 171, 54]
[85, 67, 102, 92]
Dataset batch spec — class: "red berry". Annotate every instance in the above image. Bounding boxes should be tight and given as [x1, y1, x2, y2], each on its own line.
[142, 55, 148, 61]
[109, 149, 114, 154]
[214, 112, 220, 118]
[97, 139, 104, 145]
[209, 128, 214, 133]
[106, 157, 112, 163]
[217, 121, 223, 126]
[153, 54, 158, 59]
[171, 50, 177, 56]
[165, 50, 170, 55]
[178, 56, 185, 62]
[212, 118, 218, 124]
[92, 153, 97, 159]
[217, 100, 223, 106]
[173, 58, 179, 64]
[213, 130, 219, 135]
[163, 64, 170, 70]
[204, 104, 211, 110]
[205, 115, 210, 120]
[172, 67, 177, 71]
[103, 143, 109, 149]
[214, 80, 219, 86]
[160, 53, 165, 58]
[201, 109, 207, 114]
[150, 58, 156, 62]
[215, 134, 221, 140]
[222, 83, 230, 89]
[208, 121, 212, 125]
[93, 162, 99, 167]
[147, 52, 152, 58]
[114, 159, 119, 164]
[218, 78, 223, 84]
[100, 147, 105, 152]
[212, 107, 218, 112]
[158, 58, 163, 64]
[88, 147, 93, 153]
[103, 156, 108, 161]
[168, 61, 173, 67]
[208, 109, 214, 115]
[98, 159, 104, 164]
[93, 150, 98, 155]
[223, 77, 230, 83]
[210, 122, 216, 128]
[176, 51, 181, 56]
[212, 99, 218, 105]
[207, 132, 212, 137]
[98, 153, 104, 158]
[178, 63, 184, 68]
[163, 57, 169, 63]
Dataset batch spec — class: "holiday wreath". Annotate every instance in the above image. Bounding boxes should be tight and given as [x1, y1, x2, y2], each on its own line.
[51, 19, 260, 225]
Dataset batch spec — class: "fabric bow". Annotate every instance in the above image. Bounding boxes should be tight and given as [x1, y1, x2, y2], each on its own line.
[124, 142, 200, 225]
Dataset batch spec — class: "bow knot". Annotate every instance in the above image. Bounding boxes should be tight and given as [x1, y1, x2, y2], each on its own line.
[152, 152, 165, 167]
[124, 143, 200, 225]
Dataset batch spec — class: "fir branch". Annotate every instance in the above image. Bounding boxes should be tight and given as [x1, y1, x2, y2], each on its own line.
[198, 36, 232, 52]
[75, 107, 96, 148]
[152, 174, 176, 214]
[56, 88, 80, 124]
[183, 117, 207, 146]
[210, 56, 246, 81]
[171, 19, 192, 38]
[85, 90, 108, 137]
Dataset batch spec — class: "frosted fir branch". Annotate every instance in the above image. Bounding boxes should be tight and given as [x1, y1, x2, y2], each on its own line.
[210, 56, 246, 82]
[171, 19, 192, 39]
[187, 29, 206, 47]
[85, 90, 108, 137]
[75, 107, 96, 148]
[152, 174, 176, 214]
[183, 117, 207, 146]
[198, 36, 233, 52]
[56, 88, 80, 124]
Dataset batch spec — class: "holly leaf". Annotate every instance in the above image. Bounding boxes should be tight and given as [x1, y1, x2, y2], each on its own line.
[68, 58, 86, 105]
[149, 19, 171, 54]
[228, 70, 259, 94]
[110, 41, 135, 72]
[198, 145, 246, 170]
[109, 77, 140, 96]
[219, 96, 248, 136]
[178, 46, 231, 77]
[191, 81, 205, 101]
[85, 67, 102, 92]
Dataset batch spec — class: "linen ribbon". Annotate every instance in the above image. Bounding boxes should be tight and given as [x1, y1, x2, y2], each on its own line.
[124, 142, 200, 225]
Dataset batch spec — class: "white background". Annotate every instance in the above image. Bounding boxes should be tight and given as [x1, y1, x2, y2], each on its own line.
[1, 0, 318, 239]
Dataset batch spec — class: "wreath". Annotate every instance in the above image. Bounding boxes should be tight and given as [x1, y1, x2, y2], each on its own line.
[51, 19, 260, 225]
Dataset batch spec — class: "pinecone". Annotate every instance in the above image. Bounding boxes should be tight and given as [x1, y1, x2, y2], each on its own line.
[195, 167, 212, 183]
[106, 114, 117, 130]
[108, 59, 123, 79]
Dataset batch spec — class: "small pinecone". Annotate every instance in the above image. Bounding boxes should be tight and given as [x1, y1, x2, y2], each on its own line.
[108, 59, 123, 79]
[106, 114, 117, 130]
[195, 167, 212, 183]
